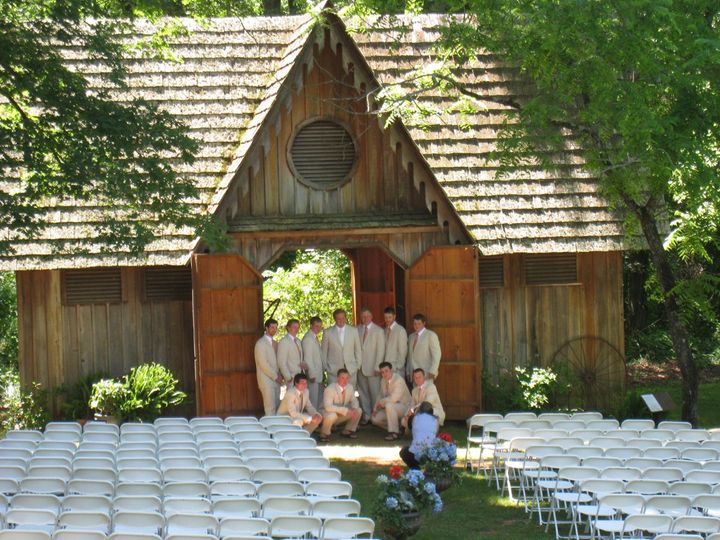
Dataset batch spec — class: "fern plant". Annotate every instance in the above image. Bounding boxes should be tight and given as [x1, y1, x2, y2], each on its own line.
[119, 363, 187, 422]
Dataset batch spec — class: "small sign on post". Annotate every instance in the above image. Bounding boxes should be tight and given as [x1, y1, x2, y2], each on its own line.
[641, 392, 677, 423]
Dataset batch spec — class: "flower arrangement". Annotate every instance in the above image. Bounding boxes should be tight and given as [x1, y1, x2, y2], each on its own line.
[416, 432, 461, 488]
[372, 465, 443, 539]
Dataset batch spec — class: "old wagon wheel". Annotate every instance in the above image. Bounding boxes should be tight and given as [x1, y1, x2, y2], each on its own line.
[550, 335, 627, 413]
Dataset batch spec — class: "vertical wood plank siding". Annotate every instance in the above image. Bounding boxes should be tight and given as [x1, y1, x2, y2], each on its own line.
[16, 268, 195, 407]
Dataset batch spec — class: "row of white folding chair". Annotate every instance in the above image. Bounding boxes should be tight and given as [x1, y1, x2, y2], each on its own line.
[592, 507, 720, 539]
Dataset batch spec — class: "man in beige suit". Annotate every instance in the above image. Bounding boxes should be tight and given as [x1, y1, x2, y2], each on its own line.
[319, 368, 362, 442]
[383, 307, 408, 376]
[371, 361, 412, 440]
[277, 373, 322, 434]
[402, 368, 446, 428]
[278, 318, 307, 385]
[357, 308, 386, 424]
[321, 309, 361, 386]
[254, 318, 282, 416]
[301, 316, 324, 410]
[406, 313, 441, 380]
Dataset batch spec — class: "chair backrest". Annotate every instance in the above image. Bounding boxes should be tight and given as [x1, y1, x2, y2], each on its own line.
[579, 479, 624, 498]
[282, 448, 323, 459]
[305, 481, 353, 499]
[61, 494, 112, 514]
[621, 513, 673, 535]
[5, 508, 58, 527]
[467, 413, 504, 430]
[268, 515, 322, 538]
[9, 493, 61, 512]
[597, 493, 645, 514]
[586, 419, 620, 431]
[658, 421, 693, 432]
[162, 467, 208, 484]
[112, 511, 165, 535]
[252, 468, 297, 483]
[52, 531, 107, 540]
[320, 517, 376, 540]
[588, 437, 626, 450]
[211, 497, 261, 519]
[162, 482, 210, 499]
[112, 495, 162, 513]
[19, 477, 67, 496]
[289, 457, 331, 471]
[600, 467, 641, 482]
[0, 531, 52, 540]
[310, 498, 361, 518]
[257, 481, 305, 502]
[624, 458, 664, 470]
[644, 447, 681, 460]
[207, 465, 251, 483]
[261, 496, 312, 518]
[57, 510, 111, 532]
[114, 482, 163, 498]
[209, 480, 257, 498]
[677, 430, 711, 443]
[671, 515, 720, 534]
[621, 419, 655, 430]
[644, 495, 692, 516]
[538, 413, 571, 423]
[162, 496, 212, 515]
[581, 457, 623, 470]
[642, 467, 685, 482]
[481, 421, 517, 436]
[669, 482, 712, 497]
[604, 447, 643, 460]
[682, 448, 719, 461]
[686, 470, 720, 484]
[218, 517, 270, 537]
[66, 479, 114, 497]
[165, 513, 219, 535]
[296, 468, 343, 483]
[626, 438, 663, 450]
[625, 479, 670, 495]
[565, 446, 604, 459]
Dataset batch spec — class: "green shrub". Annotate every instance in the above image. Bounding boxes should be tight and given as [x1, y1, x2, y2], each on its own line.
[513, 366, 559, 411]
[0, 370, 49, 435]
[119, 363, 187, 422]
[57, 372, 109, 420]
[90, 363, 187, 423]
[614, 389, 653, 421]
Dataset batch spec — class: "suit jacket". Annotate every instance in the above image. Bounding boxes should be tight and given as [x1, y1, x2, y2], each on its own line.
[377, 373, 411, 408]
[322, 383, 359, 415]
[277, 334, 304, 382]
[277, 385, 318, 418]
[358, 322, 386, 376]
[301, 330, 323, 381]
[254, 335, 279, 385]
[410, 381, 446, 425]
[384, 322, 408, 374]
[321, 324, 361, 377]
[406, 328, 441, 379]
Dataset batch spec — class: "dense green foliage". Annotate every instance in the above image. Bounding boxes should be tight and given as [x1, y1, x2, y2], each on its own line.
[0, 370, 49, 435]
[90, 363, 186, 422]
[1, 0, 202, 256]
[0, 273, 17, 369]
[263, 250, 353, 334]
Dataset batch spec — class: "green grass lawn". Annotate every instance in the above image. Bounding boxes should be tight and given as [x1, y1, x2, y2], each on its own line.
[632, 381, 720, 428]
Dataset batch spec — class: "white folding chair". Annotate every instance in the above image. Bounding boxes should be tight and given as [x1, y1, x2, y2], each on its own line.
[19, 477, 66, 496]
[117, 458, 159, 470]
[320, 516, 375, 539]
[217, 517, 270, 538]
[57, 511, 111, 532]
[658, 421, 693, 432]
[154, 417, 189, 426]
[66, 480, 114, 497]
[9, 494, 61, 512]
[310, 498, 361, 518]
[112, 495, 162, 513]
[5, 508, 57, 532]
[162, 467, 208, 484]
[225, 417, 261, 427]
[165, 513, 219, 536]
[592, 494, 647, 538]
[642, 467, 687, 483]
[6, 431, 43, 443]
[619, 513, 673, 538]
[644, 447, 682, 460]
[538, 413, 571, 424]
[259, 416, 293, 427]
[601, 467, 642, 482]
[641, 428, 676, 442]
[72, 458, 115, 471]
[276, 438, 315, 451]
[677, 430, 711, 443]
[289, 457, 330, 471]
[570, 412, 603, 422]
[252, 468, 296, 483]
[269, 515, 321, 538]
[117, 468, 162, 484]
[51, 531, 107, 540]
[296, 468, 342, 484]
[257, 481, 305, 502]
[644, 495, 692, 517]
[624, 457, 664, 470]
[72, 468, 117, 483]
[464, 413, 504, 472]
[206, 465, 251, 483]
[692, 494, 720, 517]
[604, 447, 642, 460]
[626, 438, 663, 450]
[163, 482, 210, 499]
[108, 533, 161, 540]
[163, 497, 212, 515]
[682, 448, 719, 462]
[114, 483, 162, 498]
[282, 448, 323, 459]
[111, 511, 164, 536]
[670, 482, 712, 497]
[305, 481, 352, 499]
[189, 417, 224, 428]
[625, 479, 670, 495]
[547, 466, 601, 539]
[0, 532, 51, 540]
[505, 412, 538, 423]
[687, 470, 720, 484]
[261, 496, 312, 518]
[160, 457, 202, 470]
[211, 497, 261, 519]
[621, 419, 655, 430]
[209, 481, 256, 498]
[671, 515, 720, 535]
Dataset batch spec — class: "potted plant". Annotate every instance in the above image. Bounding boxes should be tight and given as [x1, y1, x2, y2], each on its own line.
[372, 465, 443, 539]
[89, 378, 126, 424]
[417, 432, 462, 492]
[118, 363, 187, 422]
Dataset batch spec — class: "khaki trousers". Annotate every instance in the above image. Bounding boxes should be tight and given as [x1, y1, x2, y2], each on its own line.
[371, 402, 409, 434]
[320, 411, 361, 436]
[357, 372, 380, 421]
[258, 379, 279, 416]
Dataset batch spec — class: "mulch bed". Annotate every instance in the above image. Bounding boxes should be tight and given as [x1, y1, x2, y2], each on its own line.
[627, 358, 720, 387]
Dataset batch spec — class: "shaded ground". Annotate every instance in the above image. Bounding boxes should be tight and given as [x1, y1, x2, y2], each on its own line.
[627, 358, 720, 386]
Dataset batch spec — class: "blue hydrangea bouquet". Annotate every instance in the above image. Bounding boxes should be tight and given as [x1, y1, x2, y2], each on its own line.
[416, 432, 462, 489]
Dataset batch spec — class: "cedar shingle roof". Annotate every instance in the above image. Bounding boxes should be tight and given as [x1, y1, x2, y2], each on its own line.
[0, 13, 625, 270]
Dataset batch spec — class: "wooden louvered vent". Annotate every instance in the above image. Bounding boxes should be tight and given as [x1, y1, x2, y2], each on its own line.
[62, 268, 122, 305]
[289, 118, 357, 189]
[479, 256, 504, 287]
[144, 266, 192, 301]
[525, 254, 578, 285]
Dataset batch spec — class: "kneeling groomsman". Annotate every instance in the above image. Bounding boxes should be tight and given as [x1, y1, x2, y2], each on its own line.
[277, 373, 322, 434]
[371, 361, 411, 441]
[319, 368, 362, 442]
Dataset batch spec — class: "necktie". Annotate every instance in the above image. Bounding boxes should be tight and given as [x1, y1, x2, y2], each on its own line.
[363, 326, 368, 342]
[341, 387, 346, 404]
[299, 391, 304, 412]
[386, 327, 391, 338]
[413, 333, 419, 350]
[272, 340, 278, 354]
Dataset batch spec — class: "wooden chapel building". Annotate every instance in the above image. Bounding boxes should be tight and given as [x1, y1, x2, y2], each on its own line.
[0, 11, 627, 419]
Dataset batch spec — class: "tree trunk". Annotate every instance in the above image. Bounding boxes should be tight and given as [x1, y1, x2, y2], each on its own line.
[636, 203, 699, 425]
[263, 0, 282, 15]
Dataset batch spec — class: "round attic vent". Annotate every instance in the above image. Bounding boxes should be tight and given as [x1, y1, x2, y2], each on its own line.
[288, 118, 358, 189]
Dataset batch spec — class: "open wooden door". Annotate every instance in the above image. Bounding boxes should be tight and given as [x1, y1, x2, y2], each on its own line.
[192, 253, 263, 417]
[407, 246, 480, 419]
[348, 247, 398, 323]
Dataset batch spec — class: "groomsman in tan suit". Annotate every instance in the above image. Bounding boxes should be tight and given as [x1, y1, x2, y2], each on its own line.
[383, 307, 408, 376]
[371, 362, 411, 440]
[357, 307, 386, 424]
[254, 318, 282, 416]
[406, 313, 441, 380]
[402, 368, 446, 428]
[321, 309, 361, 386]
[277, 373, 323, 434]
[319, 368, 362, 442]
[278, 318, 307, 385]
[301, 316, 324, 410]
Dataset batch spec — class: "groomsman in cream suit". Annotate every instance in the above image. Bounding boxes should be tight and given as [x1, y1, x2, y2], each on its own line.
[278, 318, 307, 385]
[254, 318, 282, 416]
[321, 308, 361, 386]
[319, 368, 362, 442]
[406, 313, 441, 380]
[383, 307, 408, 376]
[356, 307, 386, 424]
[301, 316, 324, 410]
[371, 361, 412, 440]
[402, 368, 446, 428]
[277, 373, 323, 434]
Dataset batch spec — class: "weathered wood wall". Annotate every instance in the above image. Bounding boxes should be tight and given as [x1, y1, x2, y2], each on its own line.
[16, 268, 195, 400]
[480, 251, 624, 387]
